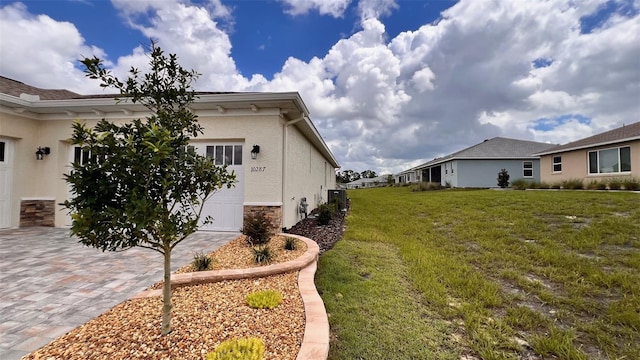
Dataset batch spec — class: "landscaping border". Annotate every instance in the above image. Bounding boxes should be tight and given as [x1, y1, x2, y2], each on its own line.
[130, 233, 329, 360]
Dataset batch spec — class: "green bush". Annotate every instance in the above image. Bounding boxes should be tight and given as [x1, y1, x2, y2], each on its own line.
[241, 211, 272, 246]
[410, 182, 443, 192]
[207, 337, 265, 360]
[533, 182, 551, 189]
[510, 179, 530, 190]
[192, 251, 212, 271]
[253, 246, 272, 264]
[497, 169, 510, 188]
[608, 178, 622, 190]
[586, 180, 607, 190]
[246, 290, 283, 309]
[284, 237, 297, 251]
[317, 203, 334, 226]
[622, 178, 640, 191]
[561, 179, 584, 190]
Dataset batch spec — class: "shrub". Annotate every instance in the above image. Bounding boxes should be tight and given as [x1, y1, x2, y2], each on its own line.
[246, 290, 283, 309]
[241, 211, 272, 246]
[207, 337, 265, 360]
[622, 178, 640, 191]
[253, 246, 272, 264]
[511, 179, 530, 190]
[284, 236, 297, 251]
[191, 251, 212, 271]
[608, 178, 622, 190]
[586, 180, 607, 190]
[410, 182, 443, 192]
[497, 169, 510, 188]
[561, 179, 584, 190]
[317, 203, 334, 226]
[532, 182, 551, 189]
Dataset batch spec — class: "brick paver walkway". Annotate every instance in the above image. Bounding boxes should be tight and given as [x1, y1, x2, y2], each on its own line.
[0, 227, 236, 360]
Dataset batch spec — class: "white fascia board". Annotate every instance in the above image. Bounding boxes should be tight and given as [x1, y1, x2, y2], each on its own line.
[196, 92, 309, 113]
[534, 137, 640, 156]
[297, 116, 340, 168]
[0, 91, 309, 115]
[415, 156, 541, 169]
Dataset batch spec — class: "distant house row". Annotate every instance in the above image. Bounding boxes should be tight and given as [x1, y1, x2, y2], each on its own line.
[344, 175, 391, 189]
[393, 121, 640, 188]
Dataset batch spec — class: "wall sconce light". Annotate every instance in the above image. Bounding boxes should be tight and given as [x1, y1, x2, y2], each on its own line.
[251, 145, 260, 160]
[35, 146, 50, 160]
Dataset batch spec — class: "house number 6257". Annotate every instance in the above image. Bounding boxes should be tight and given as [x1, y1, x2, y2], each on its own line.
[251, 167, 266, 172]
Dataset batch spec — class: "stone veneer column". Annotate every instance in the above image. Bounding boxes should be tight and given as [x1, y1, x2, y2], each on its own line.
[20, 199, 55, 227]
[243, 205, 283, 233]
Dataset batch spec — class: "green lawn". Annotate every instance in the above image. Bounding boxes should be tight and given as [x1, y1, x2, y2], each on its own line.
[315, 188, 640, 360]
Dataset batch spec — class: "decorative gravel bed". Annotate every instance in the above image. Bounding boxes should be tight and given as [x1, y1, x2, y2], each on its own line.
[181, 235, 307, 272]
[288, 206, 347, 254]
[23, 209, 347, 360]
[23, 235, 309, 360]
[24, 273, 303, 360]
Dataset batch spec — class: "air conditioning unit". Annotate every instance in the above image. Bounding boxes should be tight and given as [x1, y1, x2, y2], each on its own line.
[327, 189, 347, 210]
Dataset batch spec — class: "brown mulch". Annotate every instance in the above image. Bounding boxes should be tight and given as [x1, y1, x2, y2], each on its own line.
[24, 209, 347, 360]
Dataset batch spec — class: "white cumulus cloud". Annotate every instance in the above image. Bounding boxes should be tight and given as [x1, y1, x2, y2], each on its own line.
[1, 0, 638, 175]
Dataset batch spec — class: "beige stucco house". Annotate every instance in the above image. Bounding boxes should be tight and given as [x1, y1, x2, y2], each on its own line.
[534, 122, 640, 184]
[0, 76, 339, 231]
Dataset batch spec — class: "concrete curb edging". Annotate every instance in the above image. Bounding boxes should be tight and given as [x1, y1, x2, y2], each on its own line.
[129, 233, 329, 360]
[296, 259, 330, 360]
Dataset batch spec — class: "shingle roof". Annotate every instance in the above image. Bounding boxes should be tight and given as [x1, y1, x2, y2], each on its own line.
[414, 137, 555, 169]
[534, 122, 640, 155]
[0, 76, 80, 100]
[0, 76, 241, 100]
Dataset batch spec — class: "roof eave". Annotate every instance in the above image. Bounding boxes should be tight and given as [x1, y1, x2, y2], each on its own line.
[534, 136, 640, 156]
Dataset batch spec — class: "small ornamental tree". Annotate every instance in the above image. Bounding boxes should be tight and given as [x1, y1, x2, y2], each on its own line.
[497, 168, 510, 188]
[63, 43, 236, 335]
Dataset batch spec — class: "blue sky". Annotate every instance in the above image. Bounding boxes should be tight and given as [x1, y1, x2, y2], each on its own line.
[12, 0, 454, 79]
[1, 0, 639, 174]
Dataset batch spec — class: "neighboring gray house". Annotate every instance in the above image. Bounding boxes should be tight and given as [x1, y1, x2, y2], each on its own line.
[403, 137, 556, 188]
[345, 175, 391, 189]
[394, 167, 419, 184]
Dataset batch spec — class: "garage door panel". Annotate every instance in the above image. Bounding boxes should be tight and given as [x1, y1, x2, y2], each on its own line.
[0, 138, 13, 228]
[194, 143, 244, 232]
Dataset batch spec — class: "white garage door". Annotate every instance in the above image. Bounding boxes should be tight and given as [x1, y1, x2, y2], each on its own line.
[0, 138, 13, 228]
[64, 144, 244, 231]
[194, 143, 244, 232]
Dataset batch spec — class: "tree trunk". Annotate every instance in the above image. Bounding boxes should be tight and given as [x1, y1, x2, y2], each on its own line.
[161, 246, 172, 335]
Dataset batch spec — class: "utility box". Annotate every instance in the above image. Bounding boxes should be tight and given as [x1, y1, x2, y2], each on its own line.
[327, 189, 347, 210]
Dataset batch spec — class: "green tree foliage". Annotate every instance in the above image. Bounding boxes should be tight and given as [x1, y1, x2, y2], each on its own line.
[336, 169, 362, 183]
[497, 168, 510, 188]
[63, 43, 236, 335]
[360, 169, 377, 179]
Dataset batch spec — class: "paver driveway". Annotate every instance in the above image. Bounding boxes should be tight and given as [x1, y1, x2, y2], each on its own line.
[0, 227, 237, 360]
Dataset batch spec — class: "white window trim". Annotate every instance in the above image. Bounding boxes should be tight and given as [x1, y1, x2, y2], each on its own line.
[552, 156, 562, 174]
[587, 145, 632, 175]
[522, 161, 534, 178]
